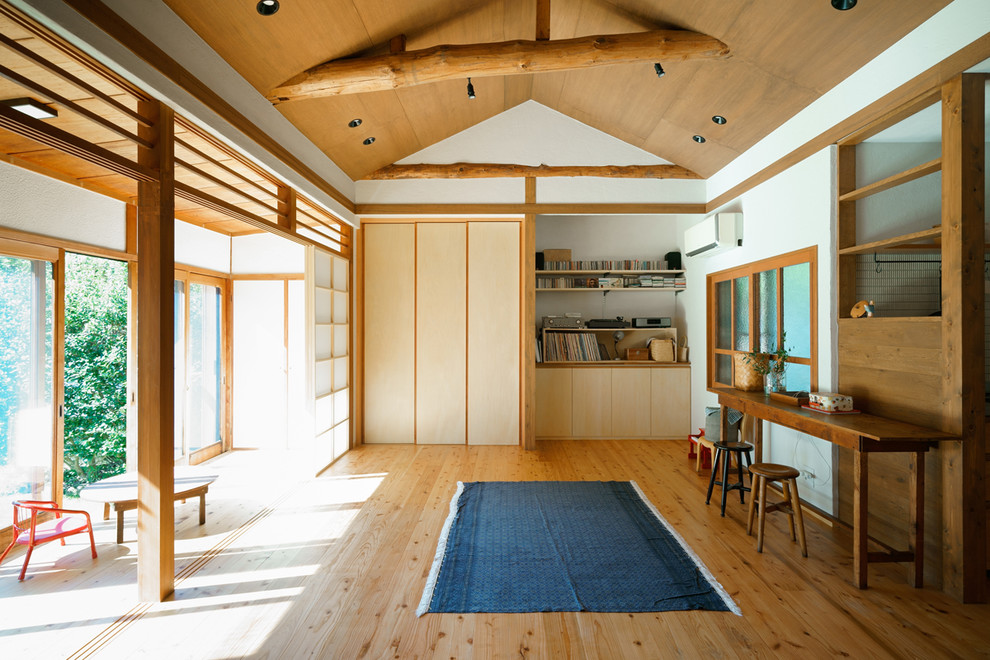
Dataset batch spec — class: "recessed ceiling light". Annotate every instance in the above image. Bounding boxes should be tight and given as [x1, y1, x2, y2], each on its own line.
[831, 0, 856, 9]
[257, 0, 279, 16]
[692, 135, 706, 144]
[363, 137, 376, 146]
[0, 97, 57, 119]
[348, 118, 362, 128]
[712, 115, 727, 125]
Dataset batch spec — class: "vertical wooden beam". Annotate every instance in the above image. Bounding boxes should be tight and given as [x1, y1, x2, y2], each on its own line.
[125, 204, 137, 256]
[836, 144, 857, 319]
[523, 178, 536, 449]
[52, 249, 65, 505]
[389, 34, 407, 54]
[939, 73, 986, 603]
[276, 183, 297, 232]
[223, 278, 233, 453]
[536, 0, 551, 41]
[136, 99, 175, 603]
[353, 226, 364, 445]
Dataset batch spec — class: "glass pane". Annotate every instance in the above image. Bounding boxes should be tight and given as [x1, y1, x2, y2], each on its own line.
[733, 276, 749, 351]
[715, 354, 732, 385]
[783, 263, 811, 358]
[186, 283, 222, 454]
[174, 281, 185, 459]
[784, 362, 811, 393]
[716, 280, 731, 349]
[62, 254, 128, 497]
[757, 269, 778, 352]
[0, 256, 54, 529]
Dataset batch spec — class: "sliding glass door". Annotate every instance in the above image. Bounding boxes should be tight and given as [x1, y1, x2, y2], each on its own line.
[0, 250, 55, 529]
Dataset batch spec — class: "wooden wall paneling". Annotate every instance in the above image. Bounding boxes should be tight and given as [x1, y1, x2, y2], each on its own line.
[535, 368, 572, 437]
[353, 230, 364, 446]
[939, 73, 986, 602]
[467, 221, 520, 445]
[135, 99, 175, 602]
[416, 223, 466, 444]
[571, 368, 611, 438]
[651, 367, 691, 439]
[611, 368, 651, 438]
[362, 223, 415, 444]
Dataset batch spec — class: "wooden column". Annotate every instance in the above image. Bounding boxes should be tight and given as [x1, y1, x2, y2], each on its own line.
[136, 100, 175, 602]
[836, 145, 858, 317]
[276, 183, 297, 232]
[940, 73, 986, 603]
[523, 178, 536, 449]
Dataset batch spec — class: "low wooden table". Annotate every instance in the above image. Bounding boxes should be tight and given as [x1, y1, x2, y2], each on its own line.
[710, 387, 957, 589]
[79, 467, 219, 543]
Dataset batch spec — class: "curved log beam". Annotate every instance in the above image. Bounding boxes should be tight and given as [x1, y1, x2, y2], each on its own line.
[269, 30, 729, 103]
[364, 163, 702, 180]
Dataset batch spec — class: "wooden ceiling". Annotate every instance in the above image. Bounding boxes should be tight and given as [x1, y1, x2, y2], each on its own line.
[161, 0, 953, 180]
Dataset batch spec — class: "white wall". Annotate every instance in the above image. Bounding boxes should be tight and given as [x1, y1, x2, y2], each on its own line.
[176, 220, 230, 272]
[231, 233, 305, 274]
[0, 160, 125, 250]
[678, 147, 837, 512]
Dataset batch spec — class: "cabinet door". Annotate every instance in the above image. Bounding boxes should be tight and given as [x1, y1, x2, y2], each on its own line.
[536, 368, 572, 437]
[363, 224, 415, 443]
[417, 223, 466, 444]
[612, 368, 652, 437]
[467, 222, 520, 445]
[651, 367, 691, 438]
[572, 368, 612, 437]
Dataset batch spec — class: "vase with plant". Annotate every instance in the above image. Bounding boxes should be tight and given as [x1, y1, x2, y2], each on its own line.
[742, 331, 789, 395]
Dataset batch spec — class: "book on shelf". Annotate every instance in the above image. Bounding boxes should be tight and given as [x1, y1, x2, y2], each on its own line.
[540, 259, 668, 271]
[542, 331, 604, 362]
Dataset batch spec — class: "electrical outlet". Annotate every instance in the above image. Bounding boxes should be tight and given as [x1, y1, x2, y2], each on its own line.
[801, 470, 816, 481]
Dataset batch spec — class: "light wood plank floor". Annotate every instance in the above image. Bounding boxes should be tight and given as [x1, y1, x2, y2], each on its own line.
[1, 441, 988, 659]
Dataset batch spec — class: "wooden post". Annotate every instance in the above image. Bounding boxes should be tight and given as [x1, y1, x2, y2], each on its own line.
[940, 73, 986, 603]
[136, 100, 175, 603]
[276, 183, 297, 232]
[523, 177, 536, 449]
[536, 0, 550, 41]
[836, 145, 857, 318]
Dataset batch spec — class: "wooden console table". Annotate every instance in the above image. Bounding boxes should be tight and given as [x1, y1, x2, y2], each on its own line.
[710, 387, 956, 589]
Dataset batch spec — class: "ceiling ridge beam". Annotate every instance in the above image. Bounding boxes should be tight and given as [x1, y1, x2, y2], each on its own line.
[364, 162, 702, 180]
[269, 29, 729, 102]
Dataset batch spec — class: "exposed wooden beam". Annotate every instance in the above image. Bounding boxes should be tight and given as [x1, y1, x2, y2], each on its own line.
[269, 29, 729, 102]
[364, 163, 702, 180]
[536, 0, 550, 41]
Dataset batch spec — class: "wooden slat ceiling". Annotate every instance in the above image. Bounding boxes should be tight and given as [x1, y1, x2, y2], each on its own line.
[161, 0, 953, 179]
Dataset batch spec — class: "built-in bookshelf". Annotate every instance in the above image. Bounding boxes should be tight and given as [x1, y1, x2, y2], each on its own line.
[536, 270, 685, 291]
[538, 327, 678, 363]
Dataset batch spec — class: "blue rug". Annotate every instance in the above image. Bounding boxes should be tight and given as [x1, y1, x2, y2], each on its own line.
[417, 481, 739, 616]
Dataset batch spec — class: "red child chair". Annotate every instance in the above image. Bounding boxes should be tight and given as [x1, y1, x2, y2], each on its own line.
[687, 428, 714, 471]
[0, 500, 98, 580]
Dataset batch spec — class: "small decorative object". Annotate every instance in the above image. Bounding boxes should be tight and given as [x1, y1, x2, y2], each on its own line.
[648, 337, 676, 362]
[808, 392, 854, 412]
[612, 330, 625, 360]
[626, 347, 649, 360]
[850, 300, 876, 318]
[769, 391, 810, 406]
[733, 352, 765, 392]
[542, 248, 572, 262]
[740, 331, 790, 395]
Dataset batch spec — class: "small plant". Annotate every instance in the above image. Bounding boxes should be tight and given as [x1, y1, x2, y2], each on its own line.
[742, 331, 790, 377]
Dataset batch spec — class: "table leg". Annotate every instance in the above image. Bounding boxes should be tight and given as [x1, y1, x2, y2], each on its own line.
[909, 451, 925, 588]
[116, 507, 125, 544]
[103, 502, 110, 521]
[753, 419, 763, 463]
[853, 450, 868, 588]
[199, 491, 207, 525]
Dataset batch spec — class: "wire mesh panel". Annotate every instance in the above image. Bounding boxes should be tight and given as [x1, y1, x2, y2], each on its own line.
[855, 253, 941, 317]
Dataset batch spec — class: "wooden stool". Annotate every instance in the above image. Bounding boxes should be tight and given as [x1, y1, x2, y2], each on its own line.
[747, 463, 808, 557]
[705, 441, 753, 516]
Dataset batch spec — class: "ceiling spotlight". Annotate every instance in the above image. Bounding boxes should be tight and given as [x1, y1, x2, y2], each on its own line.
[466, 78, 476, 100]
[0, 97, 57, 119]
[256, 0, 279, 15]
[831, 0, 856, 9]
[363, 137, 376, 146]
[348, 118, 362, 128]
[654, 63, 665, 78]
[692, 135, 706, 144]
[712, 115, 727, 125]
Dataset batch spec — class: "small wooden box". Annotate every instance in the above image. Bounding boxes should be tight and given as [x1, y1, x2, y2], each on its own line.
[626, 347, 649, 361]
[769, 391, 810, 406]
[543, 249, 572, 261]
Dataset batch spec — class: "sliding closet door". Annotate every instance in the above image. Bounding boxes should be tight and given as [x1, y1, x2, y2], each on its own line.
[363, 224, 415, 444]
[416, 223, 466, 444]
[467, 222, 520, 445]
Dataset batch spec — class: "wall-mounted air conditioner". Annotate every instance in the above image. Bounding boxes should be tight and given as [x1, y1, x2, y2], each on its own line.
[684, 212, 741, 257]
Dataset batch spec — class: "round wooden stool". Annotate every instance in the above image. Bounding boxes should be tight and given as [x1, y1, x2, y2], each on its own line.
[746, 463, 808, 557]
[705, 441, 753, 516]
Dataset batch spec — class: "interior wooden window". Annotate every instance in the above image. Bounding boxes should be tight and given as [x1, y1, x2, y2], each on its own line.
[707, 246, 818, 391]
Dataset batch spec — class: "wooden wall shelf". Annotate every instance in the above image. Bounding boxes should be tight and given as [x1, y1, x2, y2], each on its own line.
[839, 158, 941, 202]
[838, 227, 942, 255]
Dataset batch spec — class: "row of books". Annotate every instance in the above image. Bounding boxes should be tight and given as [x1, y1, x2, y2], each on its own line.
[540, 260, 668, 271]
[536, 275, 686, 289]
[629, 275, 686, 288]
[540, 332, 606, 362]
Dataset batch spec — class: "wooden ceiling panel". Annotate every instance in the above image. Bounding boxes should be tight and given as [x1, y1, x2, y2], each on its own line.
[641, 118, 739, 179]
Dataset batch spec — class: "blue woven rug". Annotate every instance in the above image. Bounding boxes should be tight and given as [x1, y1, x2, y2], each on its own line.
[417, 481, 739, 616]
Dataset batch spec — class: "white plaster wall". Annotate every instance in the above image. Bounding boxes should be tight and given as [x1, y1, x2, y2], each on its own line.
[678, 147, 837, 512]
[0, 161, 125, 250]
[175, 220, 230, 273]
[231, 233, 304, 274]
[538, 178, 706, 204]
[357, 178, 524, 205]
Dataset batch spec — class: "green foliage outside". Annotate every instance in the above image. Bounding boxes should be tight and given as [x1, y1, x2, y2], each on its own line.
[62, 253, 128, 496]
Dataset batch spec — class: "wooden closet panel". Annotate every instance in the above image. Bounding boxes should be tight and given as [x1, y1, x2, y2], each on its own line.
[467, 222, 520, 445]
[612, 368, 652, 438]
[572, 368, 612, 437]
[536, 368, 572, 437]
[651, 367, 691, 438]
[363, 224, 415, 444]
[416, 223, 467, 444]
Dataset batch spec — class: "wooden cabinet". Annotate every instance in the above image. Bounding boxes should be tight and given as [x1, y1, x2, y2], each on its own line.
[536, 364, 690, 439]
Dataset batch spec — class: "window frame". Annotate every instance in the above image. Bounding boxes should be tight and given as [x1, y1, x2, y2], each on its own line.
[707, 246, 818, 391]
